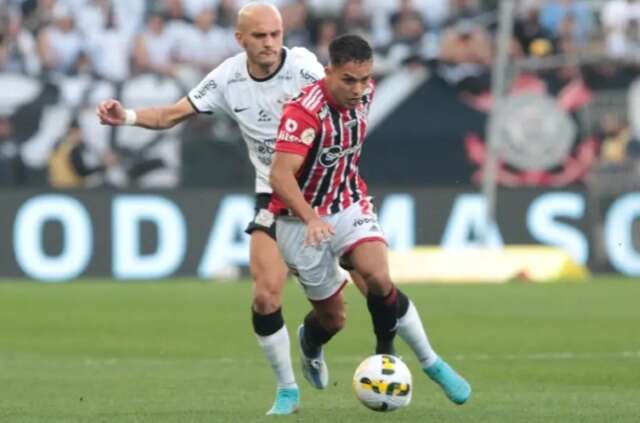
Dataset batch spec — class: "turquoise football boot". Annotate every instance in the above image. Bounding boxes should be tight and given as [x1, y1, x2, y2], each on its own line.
[266, 386, 300, 415]
[424, 358, 471, 405]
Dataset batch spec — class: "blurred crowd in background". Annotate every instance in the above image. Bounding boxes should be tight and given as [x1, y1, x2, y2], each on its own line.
[2, 0, 639, 80]
[1, 0, 640, 188]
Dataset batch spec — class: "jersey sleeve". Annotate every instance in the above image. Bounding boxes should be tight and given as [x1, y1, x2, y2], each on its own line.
[187, 60, 230, 115]
[275, 104, 320, 156]
[290, 47, 325, 88]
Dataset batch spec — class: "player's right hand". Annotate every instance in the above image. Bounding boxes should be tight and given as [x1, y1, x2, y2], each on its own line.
[96, 99, 125, 126]
[305, 218, 335, 247]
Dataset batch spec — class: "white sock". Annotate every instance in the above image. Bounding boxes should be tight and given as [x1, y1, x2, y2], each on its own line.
[397, 301, 439, 368]
[256, 326, 298, 389]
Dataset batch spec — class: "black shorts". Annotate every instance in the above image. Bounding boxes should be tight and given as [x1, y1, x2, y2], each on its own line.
[245, 193, 276, 240]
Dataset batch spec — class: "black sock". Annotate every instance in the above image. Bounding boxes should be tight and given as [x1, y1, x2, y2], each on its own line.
[396, 288, 410, 319]
[367, 286, 398, 355]
[301, 312, 335, 357]
[252, 307, 284, 337]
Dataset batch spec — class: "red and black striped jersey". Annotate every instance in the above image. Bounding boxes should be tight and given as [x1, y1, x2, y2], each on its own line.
[269, 78, 374, 216]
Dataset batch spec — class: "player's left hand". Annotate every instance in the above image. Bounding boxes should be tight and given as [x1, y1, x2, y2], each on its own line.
[305, 218, 335, 246]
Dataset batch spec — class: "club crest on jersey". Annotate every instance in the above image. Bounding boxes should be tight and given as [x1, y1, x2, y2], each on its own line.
[356, 104, 369, 118]
[228, 72, 247, 84]
[301, 128, 316, 145]
[277, 95, 292, 105]
[345, 119, 358, 128]
[318, 105, 329, 120]
[277, 70, 293, 81]
[319, 144, 362, 167]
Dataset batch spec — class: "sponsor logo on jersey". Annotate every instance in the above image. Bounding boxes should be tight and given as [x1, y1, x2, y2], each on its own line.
[193, 79, 217, 99]
[353, 216, 376, 227]
[300, 69, 317, 82]
[258, 109, 271, 122]
[319, 144, 362, 168]
[301, 128, 315, 145]
[277, 131, 301, 143]
[253, 138, 276, 165]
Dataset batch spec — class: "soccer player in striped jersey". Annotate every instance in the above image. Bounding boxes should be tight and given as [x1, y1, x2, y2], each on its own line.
[269, 34, 472, 405]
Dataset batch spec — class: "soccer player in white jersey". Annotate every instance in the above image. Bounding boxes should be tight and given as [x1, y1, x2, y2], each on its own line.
[97, 2, 444, 416]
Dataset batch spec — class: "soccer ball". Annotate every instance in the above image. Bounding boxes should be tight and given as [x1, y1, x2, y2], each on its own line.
[352, 354, 412, 412]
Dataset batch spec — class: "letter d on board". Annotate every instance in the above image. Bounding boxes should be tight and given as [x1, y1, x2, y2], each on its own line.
[112, 195, 186, 279]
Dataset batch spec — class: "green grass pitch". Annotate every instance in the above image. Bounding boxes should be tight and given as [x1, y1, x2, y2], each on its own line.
[1, 278, 639, 422]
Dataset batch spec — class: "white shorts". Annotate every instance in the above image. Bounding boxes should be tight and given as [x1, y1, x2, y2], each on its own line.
[276, 199, 386, 301]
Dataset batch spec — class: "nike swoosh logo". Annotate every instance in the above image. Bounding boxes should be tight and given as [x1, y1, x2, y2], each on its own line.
[234, 107, 249, 113]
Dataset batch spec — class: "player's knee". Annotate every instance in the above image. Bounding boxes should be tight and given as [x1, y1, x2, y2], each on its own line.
[253, 294, 281, 314]
[252, 278, 283, 314]
[362, 270, 393, 295]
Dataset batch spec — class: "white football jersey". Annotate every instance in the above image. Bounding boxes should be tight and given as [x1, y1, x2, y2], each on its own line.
[187, 47, 325, 193]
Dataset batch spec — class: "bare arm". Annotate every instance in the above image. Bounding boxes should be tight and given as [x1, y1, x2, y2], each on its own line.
[270, 152, 316, 223]
[270, 152, 335, 245]
[96, 97, 196, 130]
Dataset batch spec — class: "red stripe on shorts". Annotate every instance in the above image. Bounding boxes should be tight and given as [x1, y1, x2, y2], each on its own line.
[341, 236, 387, 257]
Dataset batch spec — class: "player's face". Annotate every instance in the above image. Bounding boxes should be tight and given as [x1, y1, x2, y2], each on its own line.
[325, 60, 373, 109]
[236, 14, 283, 70]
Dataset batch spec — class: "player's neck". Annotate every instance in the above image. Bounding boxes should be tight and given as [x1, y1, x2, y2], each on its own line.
[247, 50, 285, 81]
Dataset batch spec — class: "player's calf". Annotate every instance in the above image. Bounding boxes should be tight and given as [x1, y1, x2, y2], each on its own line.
[300, 310, 342, 357]
[366, 285, 399, 355]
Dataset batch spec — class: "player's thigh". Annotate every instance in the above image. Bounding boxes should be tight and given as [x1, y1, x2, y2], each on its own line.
[250, 230, 288, 294]
[332, 201, 389, 295]
[349, 241, 393, 296]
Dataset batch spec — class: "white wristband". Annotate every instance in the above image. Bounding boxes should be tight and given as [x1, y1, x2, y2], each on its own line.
[123, 109, 137, 126]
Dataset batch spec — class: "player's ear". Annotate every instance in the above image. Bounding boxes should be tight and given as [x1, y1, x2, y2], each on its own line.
[325, 65, 332, 76]
[234, 31, 243, 46]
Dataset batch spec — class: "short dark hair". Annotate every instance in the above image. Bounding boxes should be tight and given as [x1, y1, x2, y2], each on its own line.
[329, 34, 373, 67]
